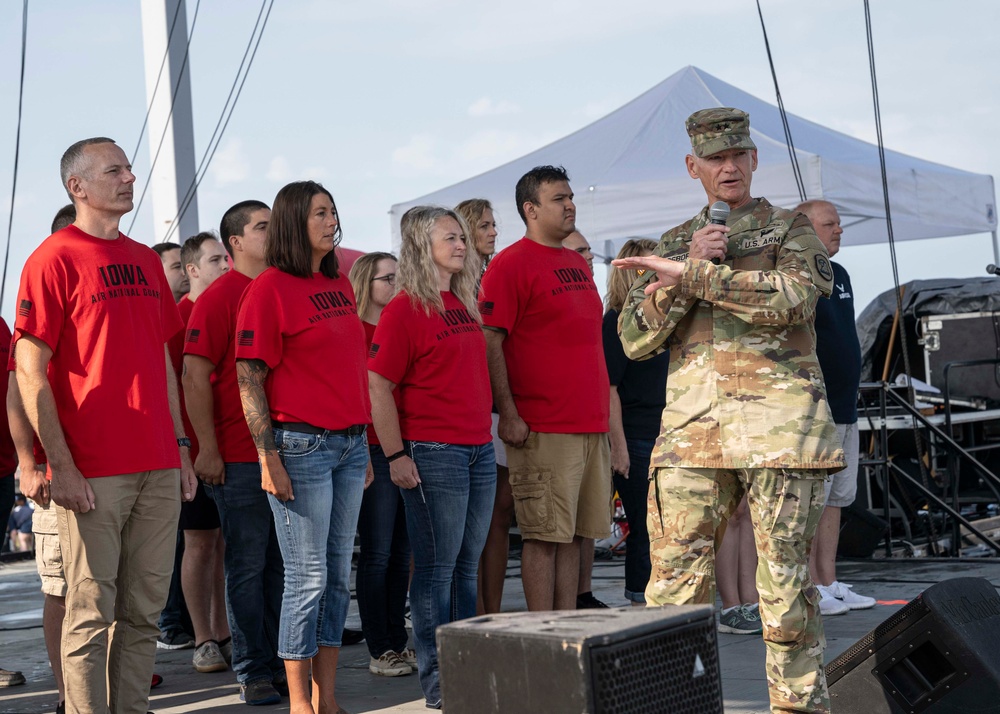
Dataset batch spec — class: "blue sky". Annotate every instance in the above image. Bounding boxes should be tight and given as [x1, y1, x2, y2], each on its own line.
[0, 0, 997, 317]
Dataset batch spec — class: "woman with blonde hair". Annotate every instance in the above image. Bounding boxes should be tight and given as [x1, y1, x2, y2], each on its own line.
[604, 238, 667, 607]
[454, 198, 498, 271]
[455, 198, 512, 615]
[349, 252, 418, 678]
[368, 206, 495, 709]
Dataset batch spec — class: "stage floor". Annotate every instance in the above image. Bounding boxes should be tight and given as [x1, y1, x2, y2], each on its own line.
[2, 553, 996, 713]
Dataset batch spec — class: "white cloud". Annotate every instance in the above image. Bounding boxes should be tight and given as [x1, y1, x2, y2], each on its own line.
[468, 97, 521, 117]
[391, 134, 440, 176]
[388, 129, 562, 182]
[266, 155, 293, 182]
[209, 138, 250, 187]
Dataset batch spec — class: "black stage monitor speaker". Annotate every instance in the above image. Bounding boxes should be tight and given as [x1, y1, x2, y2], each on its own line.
[837, 500, 890, 558]
[827, 577, 1000, 713]
[437, 605, 722, 714]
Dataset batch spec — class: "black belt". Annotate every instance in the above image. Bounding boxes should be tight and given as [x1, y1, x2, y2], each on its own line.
[272, 421, 367, 437]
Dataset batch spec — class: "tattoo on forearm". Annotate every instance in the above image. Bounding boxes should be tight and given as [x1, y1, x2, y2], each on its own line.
[237, 359, 277, 454]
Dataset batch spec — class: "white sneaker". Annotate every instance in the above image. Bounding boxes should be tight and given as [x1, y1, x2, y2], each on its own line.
[397, 647, 417, 671]
[370, 650, 412, 677]
[828, 580, 877, 610]
[817, 584, 850, 616]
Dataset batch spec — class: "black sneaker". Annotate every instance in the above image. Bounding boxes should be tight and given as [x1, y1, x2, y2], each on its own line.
[272, 670, 288, 697]
[241, 680, 281, 706]
[157, 630, 195, 650]
[576, 591, 610, 609]
[341, 627, 365, 646]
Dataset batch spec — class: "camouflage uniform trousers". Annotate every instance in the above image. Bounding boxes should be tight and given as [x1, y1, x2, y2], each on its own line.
[644, 466, 829, 714]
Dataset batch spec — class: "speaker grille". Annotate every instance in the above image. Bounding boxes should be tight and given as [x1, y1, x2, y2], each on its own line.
[591, 620, 722, 714]
[827, 594, 929, 680]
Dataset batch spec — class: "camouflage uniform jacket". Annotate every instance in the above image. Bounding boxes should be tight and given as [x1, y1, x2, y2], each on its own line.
[619, 197, 845, 474]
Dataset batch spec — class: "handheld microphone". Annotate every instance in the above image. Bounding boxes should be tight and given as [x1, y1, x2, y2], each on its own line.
[708, 201, 730, 265]
[988, 264, 1000, 276]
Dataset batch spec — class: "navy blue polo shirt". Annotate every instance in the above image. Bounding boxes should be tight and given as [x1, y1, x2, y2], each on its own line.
[815, 262, 861, 424]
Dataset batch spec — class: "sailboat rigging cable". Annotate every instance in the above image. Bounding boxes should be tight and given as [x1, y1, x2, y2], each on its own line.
[161, 0, 275, 245]
[1, 0, 29, 307]
[755, 0, 807, 203]
[129, 0, 186, 167]
[127, 0, 203, 237]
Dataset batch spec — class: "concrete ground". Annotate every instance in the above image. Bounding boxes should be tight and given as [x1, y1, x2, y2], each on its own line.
[2, 553, 999, 713]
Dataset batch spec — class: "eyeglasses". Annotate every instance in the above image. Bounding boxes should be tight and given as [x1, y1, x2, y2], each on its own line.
[372, 273, 396, 285]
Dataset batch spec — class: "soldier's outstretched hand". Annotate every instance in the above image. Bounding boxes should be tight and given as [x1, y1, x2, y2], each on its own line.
[612, 255, 684, 294]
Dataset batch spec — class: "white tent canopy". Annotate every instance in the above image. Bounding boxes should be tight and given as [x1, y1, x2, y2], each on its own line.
[390, 66, 997, 261]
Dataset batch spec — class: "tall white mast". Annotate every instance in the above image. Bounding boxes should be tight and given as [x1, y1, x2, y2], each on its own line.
[139, 0, 199, 245]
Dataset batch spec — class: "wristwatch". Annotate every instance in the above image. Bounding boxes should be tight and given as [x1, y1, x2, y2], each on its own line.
[177, 437, 192, 449]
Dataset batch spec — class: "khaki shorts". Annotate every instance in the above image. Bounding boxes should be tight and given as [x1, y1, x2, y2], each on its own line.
[506, 432, 611, 543]
[824, 423, 859, 508]
[30, 500, 66, 598]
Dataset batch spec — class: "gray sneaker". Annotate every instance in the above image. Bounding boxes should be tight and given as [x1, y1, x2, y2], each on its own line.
[193, 640, 228, 673]
[370, 650, 412, 677]
[718, 605, 763, 635]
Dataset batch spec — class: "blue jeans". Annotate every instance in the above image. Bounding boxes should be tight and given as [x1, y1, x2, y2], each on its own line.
[157, 526, 193, 637]
[357, 445, 411, 659]
[269, 428, 367, 660]
[205, 462, 284, 685]
[401, 441, 496, 706]
[612, 438, 654, 603]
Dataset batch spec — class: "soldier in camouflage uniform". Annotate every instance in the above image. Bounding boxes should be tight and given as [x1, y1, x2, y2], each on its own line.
[614, 108, 845, 714]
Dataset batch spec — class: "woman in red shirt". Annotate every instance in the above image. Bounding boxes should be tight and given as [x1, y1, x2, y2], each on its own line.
[368, 206, 495, 709]
[455, 198, 514, 615]
[236, 180, 370, 714]
[348, 252, 416, 678]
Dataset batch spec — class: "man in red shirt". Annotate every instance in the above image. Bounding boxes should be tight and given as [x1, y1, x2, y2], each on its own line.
[154, 241, 190, 302]
[479, 166, 611, 611]
[183, 200, 287, 705]
[14, 137, 196, 714]
[176, 232, 231, 674]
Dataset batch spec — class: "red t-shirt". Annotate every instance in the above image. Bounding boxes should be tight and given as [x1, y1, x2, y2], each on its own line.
[235, 268, 370, 430]
[479, 237, 610, 433]
[171, 295, 200, 462]
[0, 319, 18, 476]
[6, 334, 46, 466]
[184, 270, 257, 463]
[362, 320, 381, 447]
[13, 226, 183, 478]
[369, 291, 491, 445]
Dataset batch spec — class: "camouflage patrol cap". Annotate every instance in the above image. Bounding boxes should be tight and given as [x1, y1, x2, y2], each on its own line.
[686, 107, 756, 158]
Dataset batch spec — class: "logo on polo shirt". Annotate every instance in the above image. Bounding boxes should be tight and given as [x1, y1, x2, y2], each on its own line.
[480, 301, 494, 316]
[17, 300, 31, 317]
[369, 343, 380, 359]
[186, 328, 200, 343]
[237, 330, 254, 346]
